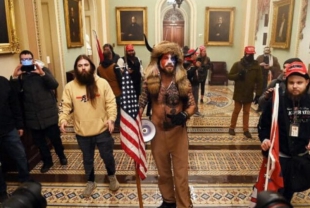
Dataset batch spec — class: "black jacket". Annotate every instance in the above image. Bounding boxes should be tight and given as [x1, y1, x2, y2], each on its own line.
[10, 67, 59, 130]
[121, 56, 142, 97]
[0, 76, 23, 136]
[258, 87, 310, 156]
[187, 66, 199, 86]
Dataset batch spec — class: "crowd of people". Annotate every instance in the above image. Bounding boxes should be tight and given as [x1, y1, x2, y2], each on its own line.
[1, 41, 309, 208]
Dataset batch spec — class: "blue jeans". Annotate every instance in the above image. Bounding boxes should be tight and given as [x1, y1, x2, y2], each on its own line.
[0, 129, 30, 192]
[76, 130, 116, 182]
[31, 124, 65, 164]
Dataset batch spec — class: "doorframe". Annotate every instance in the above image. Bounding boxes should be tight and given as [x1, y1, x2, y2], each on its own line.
[155, 0, 197, 48]
[36, 0, 66, 99]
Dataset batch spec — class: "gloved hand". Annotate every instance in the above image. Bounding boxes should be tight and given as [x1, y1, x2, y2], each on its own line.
[253, 95, 260, 105]
[166, 111, 188, 126]
[238, 69, 246, 80]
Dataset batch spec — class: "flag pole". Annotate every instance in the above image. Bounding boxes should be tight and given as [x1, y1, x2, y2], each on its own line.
[135, 162, 144, 208]
[92, 30, 104, 62]
[264, 83, 279, 190]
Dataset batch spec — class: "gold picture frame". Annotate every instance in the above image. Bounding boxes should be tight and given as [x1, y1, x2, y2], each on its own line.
[270, 0, 294, 49]
[204, 7, 235, 46]
[0, 0, 19, 54]
[116, 7, 147, 45]
[64, 0, 84, 48]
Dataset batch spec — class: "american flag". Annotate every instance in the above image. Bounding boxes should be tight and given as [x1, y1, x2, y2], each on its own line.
[249, 83, 283, 207]
[120, 70, 147, 180]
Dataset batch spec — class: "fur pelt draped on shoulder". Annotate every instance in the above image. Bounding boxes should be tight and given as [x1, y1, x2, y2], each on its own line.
[144, 41, 190, 97]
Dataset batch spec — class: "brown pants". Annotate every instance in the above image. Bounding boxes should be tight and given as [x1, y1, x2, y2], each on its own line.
[229, 101, 252, 131]
[151, 125, 192, 208]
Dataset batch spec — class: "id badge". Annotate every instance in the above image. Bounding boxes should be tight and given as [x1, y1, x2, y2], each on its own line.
[289, 124, 299, 137]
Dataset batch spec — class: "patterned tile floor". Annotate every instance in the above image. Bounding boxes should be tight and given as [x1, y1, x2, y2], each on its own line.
[5, 85, 310, 207]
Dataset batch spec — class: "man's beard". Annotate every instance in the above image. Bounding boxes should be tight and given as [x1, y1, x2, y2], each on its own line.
[127, 52, 136, 59]
[159, 65, 175, 76]
[244, 54, 254, 63]
[75, 69, 95, 85]
[287, 88, 307, 101]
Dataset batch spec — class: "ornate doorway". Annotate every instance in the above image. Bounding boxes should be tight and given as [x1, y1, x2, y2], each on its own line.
[163, 9, 184, 47]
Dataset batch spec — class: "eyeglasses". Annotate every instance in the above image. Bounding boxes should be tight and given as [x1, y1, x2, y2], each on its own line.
[20, 58, 33, 61]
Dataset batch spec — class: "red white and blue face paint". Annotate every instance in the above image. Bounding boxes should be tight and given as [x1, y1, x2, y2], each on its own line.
[160, 53, 176, 69]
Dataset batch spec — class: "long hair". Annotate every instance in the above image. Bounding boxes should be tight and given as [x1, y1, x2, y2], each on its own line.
[73, 55, 98, 107]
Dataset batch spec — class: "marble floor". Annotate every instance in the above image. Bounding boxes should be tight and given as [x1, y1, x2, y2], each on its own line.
[4, 85, 310, 207]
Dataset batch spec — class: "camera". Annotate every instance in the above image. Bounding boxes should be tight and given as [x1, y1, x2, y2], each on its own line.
[0, 182, 47, 208]
[21, 65, 35, 72]
[255, 191, 293, 208]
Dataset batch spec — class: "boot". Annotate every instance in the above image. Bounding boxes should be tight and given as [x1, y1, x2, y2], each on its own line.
[108, 175, 120, 191]
[82, 181, 96, 198]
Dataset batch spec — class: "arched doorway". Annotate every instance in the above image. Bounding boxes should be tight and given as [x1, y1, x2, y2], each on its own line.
[163, 9, 184, 47]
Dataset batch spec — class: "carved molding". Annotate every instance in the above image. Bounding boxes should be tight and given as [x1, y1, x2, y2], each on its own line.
[255, 0, 270, 39]
[33, 0, 42, 60]
[299, 0, 308, 39]
[164, 9, 184, 21]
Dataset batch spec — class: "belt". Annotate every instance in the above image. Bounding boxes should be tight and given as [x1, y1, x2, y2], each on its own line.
[279, 151, 309, 158]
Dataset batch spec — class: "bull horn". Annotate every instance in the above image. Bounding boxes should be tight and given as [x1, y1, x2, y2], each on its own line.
[144, 34, 153, 52]
[184, 48, 198, 57]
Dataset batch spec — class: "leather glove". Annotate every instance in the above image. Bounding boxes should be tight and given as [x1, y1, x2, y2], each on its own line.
[238, 69, 246, 80]
[253, 95, 260, 105]
[166, 111, 188, 126]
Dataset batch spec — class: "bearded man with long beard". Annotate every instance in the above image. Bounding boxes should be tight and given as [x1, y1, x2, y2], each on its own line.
[59, 55, 119, 198]
[258, 61, 310, 202]
[228, 46, 263, 139]
[139, 41, 196, 208]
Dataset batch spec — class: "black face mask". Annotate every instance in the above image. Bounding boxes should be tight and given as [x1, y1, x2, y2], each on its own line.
[244, 54, 254, 62]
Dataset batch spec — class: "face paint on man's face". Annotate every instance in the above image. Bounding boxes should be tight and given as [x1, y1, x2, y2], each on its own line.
[160, 53, 176, 69]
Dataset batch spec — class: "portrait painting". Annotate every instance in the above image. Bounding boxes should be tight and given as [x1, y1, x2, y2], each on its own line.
[64, 0, 84, 48]
[0, 0, 19, 54]
[270, 0, 294, 49]
[116, 7, 147, 45]
[204, 7, 235, 46]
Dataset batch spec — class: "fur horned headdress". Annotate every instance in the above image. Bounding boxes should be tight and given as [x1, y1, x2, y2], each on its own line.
[144, 36, 194, 97]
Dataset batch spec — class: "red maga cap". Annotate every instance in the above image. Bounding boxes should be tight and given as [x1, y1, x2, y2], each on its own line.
[188, 48, 198, 54]
[199, 45, 206, 52]
[285, 61, 308, 78]
[126, 44, 134, 51]
[244, 46, 256, 54]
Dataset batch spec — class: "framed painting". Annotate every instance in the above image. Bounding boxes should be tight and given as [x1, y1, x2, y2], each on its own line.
[64, 0, 84, 48]
[116, 7, 147, 45]
[204, 7, 235, 46]
[0, 0, 19, 54]
[270, 0, 294, 49]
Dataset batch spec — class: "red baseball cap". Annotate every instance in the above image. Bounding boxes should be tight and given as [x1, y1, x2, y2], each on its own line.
[285, 61, 308, 78]
[199, 45, 206, 52]
[244, 46, 256, 54]
[187, 48, 198, 55]
[125, 44, 134, 51]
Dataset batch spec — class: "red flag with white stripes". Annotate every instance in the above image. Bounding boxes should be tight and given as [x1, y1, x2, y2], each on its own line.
[264, 83, 283, 191]
[120, 70, 147, 180]
[249, 83, 283, 207]
[92, 30, 104, 62]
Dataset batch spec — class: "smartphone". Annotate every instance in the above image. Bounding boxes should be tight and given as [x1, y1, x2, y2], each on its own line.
[21, 65, 35, 72]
